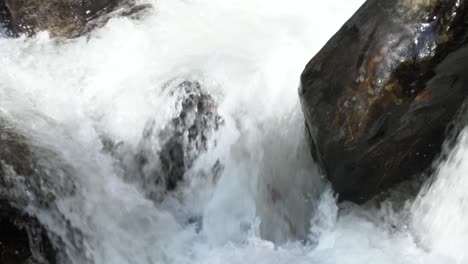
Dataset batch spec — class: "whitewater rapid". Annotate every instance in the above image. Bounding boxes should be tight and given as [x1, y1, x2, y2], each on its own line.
[0, 0, 467, 263]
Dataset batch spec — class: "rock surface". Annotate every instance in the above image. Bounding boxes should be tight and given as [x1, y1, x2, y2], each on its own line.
[0, 120, 76, 263]
[300, 0, 468, 203]
[0, 0, 151, 38]
[108, 80, 224, 201]
[0, 0, 11, 32]
[0, 202, 57, 264]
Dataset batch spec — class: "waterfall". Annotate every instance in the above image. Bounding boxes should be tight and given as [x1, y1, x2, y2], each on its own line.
[1, 0, 467, 263]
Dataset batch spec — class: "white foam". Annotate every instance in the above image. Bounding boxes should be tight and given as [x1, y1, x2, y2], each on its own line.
[2, 0, 465, 263]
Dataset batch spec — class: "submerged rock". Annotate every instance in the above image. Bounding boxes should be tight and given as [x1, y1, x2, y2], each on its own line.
[138, 80, 223, 193]
[0, 0, 151, 38]
[0, 121, 75, 210]
[300, 0, 468, 202]
[108, 80, 223, 201]
[0, 120, 76, 263]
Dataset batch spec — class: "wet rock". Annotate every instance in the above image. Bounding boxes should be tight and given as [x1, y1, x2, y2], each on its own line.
[300, 0, 468, 203]
[0, 0, 151, 38]
[0, 120, 76, 263]
[108, 80, 223, 201]
[0, 202, 57, 264]
[0, 121, 75, 209]
[139, 80, 223, 192]
[0, 0, 12, 34]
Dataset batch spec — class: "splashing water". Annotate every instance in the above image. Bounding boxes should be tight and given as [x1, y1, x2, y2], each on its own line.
[412, 128, 468, 263]
[0, 0, 467, 263]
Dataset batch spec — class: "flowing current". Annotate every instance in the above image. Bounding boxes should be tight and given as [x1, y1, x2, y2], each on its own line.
[1, 0, 467, 263]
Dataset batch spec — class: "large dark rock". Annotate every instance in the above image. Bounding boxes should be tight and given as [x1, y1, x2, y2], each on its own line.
[300, 0, 468, 203]
[0, 0, 151, 38]
[107, 80, 224, 202]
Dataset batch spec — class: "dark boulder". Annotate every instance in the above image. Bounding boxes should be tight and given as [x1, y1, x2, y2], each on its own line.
[0, 0, 151, 38]
[107, 80, 224, 201]
[300, 0, 468, 203]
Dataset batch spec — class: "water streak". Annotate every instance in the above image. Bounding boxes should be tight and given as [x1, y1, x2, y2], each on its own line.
[0, 0, 466, 263]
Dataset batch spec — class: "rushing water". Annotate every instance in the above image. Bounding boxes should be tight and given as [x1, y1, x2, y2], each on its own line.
[0, 0, 467, 263]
